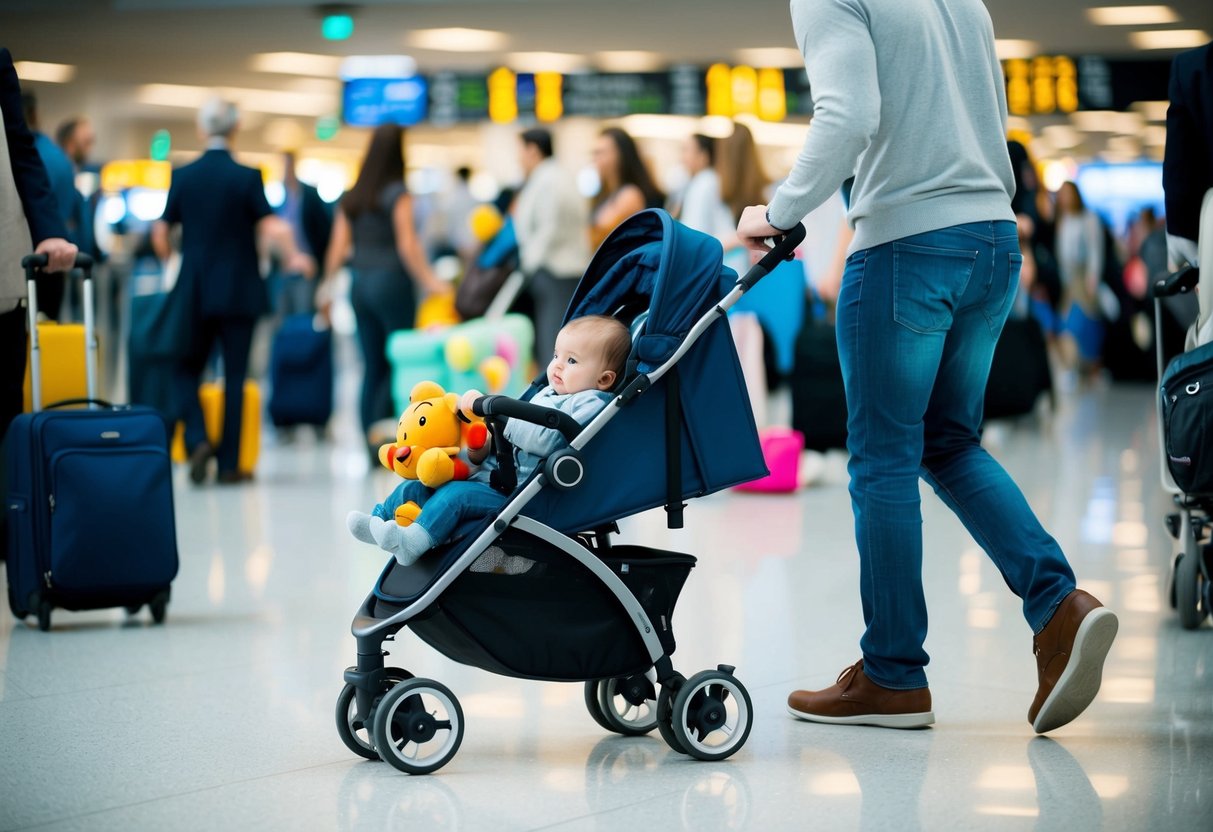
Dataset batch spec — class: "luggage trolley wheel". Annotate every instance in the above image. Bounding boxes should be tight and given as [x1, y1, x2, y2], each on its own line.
[1175, 548, 1209, 630]
[668, 666, 753, 762]
[371, 678, 465, 775]
[335, 667, 413, 761]
[593, 670, 659, 736]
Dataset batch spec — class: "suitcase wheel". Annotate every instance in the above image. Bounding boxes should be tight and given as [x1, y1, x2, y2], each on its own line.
[150, 591, 169, 625]
[8, 585, 28, 620]
[36, 599, 52, 632]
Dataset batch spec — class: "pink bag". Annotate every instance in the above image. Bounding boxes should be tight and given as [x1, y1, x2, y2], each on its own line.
[735, 427, 804, 493]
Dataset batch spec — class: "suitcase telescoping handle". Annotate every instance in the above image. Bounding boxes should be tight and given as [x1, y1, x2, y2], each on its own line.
[21, 252, 98, 412]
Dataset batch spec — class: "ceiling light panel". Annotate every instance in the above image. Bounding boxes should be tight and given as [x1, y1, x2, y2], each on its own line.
[995, 40, 1039, 59]
[1086, 6, 1179, 26]
[732, 47, 805, 68]
[13, 61, 76, 83]
[250, 52, 343, 77]
[406, 28, 508, 52]
[594, 51, 665, 72]
[506, 52, 589, 73]
[1129, 29, 1210, 49]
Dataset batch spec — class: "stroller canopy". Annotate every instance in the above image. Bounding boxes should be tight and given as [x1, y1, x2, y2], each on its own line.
[565, 209, 737, 373]
[523, 209, 767, 533]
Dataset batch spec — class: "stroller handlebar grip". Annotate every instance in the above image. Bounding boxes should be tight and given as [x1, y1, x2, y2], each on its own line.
[1153, 264, 1200, 299]
[472, 395, 582, 442]
[22, 252, 94, 275]
[737, 222, 807, 291]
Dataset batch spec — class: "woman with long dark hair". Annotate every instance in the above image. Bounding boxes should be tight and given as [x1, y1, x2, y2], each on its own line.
[321, 124, 445, 454]
[589, 127, 664, 248]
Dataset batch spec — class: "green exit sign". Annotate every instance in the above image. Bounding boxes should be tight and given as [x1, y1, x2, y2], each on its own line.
[149, 129, 171, 161]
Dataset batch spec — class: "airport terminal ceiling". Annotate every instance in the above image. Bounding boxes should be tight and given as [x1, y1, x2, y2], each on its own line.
[2, 1, 1210, 181]
[3, 1, 1212, 91]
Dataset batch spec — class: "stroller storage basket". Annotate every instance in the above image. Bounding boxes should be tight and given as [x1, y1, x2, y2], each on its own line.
[401, 529, 695, 682]
[1161, 341, 1213, 496]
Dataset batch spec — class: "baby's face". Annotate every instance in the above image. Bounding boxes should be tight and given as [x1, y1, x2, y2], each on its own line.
[548, 330, 611, 395]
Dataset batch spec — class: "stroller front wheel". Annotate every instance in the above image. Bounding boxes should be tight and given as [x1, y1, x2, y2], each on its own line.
[670, 669, 753, 762]
[371, 678, 465, 775]
[597, 671, 659, 736]
[335, 667, 413, 761]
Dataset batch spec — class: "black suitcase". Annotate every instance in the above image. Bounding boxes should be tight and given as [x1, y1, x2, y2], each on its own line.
[984, 317, 1054, 420]
[5, 254, 178, 631]
[790, 321, 849, 452]
[268, 313, 333, 428]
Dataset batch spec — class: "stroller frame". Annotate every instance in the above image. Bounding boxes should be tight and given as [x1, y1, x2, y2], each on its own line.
[1153, 188, 1213, 630]
[337, 219, 807, 774]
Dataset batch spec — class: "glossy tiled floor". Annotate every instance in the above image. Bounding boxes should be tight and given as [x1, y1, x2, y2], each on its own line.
[2, 374, 1211, 831]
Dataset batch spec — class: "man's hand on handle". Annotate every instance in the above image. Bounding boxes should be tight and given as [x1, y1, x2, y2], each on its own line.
[736, 204, 788, 264]
[34, 238, 79, 273]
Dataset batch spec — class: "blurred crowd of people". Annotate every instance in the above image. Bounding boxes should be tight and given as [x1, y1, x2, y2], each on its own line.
[4, 76, 1191, 482]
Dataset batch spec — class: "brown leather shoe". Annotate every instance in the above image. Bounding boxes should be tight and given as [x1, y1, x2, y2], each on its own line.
[1029, 589, 1118, 734]
[216, 470, 254, 485]
[787, 660, 934, 729]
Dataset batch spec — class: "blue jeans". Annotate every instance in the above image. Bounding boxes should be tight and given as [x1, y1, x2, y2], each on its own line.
[836, 221, 1076, 689]
[373, 479, 506, 546]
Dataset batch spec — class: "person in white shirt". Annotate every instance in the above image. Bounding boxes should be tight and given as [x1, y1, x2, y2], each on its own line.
[670, 134, 732, 239]
[513, 128, 591, 364]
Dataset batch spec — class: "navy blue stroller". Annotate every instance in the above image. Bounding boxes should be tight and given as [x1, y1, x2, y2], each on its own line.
[336, 210, 806, 774]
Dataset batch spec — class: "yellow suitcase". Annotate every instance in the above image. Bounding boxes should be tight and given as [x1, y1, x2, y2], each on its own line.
[23, 322, 97, 411]
[171, 380, 261, 475]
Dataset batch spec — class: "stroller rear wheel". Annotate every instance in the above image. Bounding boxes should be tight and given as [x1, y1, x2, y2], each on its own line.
[1175, 549, 1209, 630]
[371, 678, 465, 775]
[335, 667, 412, 761]
[657, 683, 690, 755]
[583, 681, 613, 731]
[596, 671, 658, 736]
[669, 668, 753, 762]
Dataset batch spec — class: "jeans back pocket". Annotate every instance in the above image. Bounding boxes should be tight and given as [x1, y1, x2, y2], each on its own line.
[892, 242, 979, 334]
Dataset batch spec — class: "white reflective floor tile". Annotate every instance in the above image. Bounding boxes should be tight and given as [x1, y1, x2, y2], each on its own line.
[1, 383, 1211, 831]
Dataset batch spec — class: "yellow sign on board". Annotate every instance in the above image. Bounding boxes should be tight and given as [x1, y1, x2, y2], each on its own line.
[535, 72, 563, 122]
[100, 159, 171, 193]
[1004, 57, 1078, 116]
[489, 67, 518, 124]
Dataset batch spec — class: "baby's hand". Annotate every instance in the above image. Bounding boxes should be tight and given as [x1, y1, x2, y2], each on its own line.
[460, 389, 483, 418]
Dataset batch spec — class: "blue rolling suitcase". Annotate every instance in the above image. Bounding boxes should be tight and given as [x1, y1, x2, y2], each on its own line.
[4, 254, 178, 631]
[268, 313, 333, 428]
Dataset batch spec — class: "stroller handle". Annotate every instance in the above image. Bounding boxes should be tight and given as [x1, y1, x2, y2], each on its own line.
[471, 395, 582, 443]
[736, 222, 807, 292]
[1153, 264, 1200, 298]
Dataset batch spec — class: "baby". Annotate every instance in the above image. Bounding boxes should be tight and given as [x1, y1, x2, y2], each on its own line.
[348, 314, 632, 565]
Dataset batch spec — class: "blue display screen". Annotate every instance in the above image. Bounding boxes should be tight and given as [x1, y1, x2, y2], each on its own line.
[342, 77, 428, 127]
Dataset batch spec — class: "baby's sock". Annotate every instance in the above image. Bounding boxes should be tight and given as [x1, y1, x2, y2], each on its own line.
[346, 511, 376, 544]
[369, 516, 435, 566]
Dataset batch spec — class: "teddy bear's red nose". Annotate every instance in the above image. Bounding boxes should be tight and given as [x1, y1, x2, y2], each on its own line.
[395, 446, 411, 462]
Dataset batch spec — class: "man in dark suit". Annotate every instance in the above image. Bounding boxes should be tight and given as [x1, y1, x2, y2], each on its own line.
[152, 97, 312, 485]
[1163, 41, 1213, 268]
[1, 48, 78, 438]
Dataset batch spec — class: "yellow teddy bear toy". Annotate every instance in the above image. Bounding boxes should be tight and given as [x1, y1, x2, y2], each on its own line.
[377, 380, 489, 527]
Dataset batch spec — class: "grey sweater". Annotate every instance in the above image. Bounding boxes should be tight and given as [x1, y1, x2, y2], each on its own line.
[766, 0, 1016, 251]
